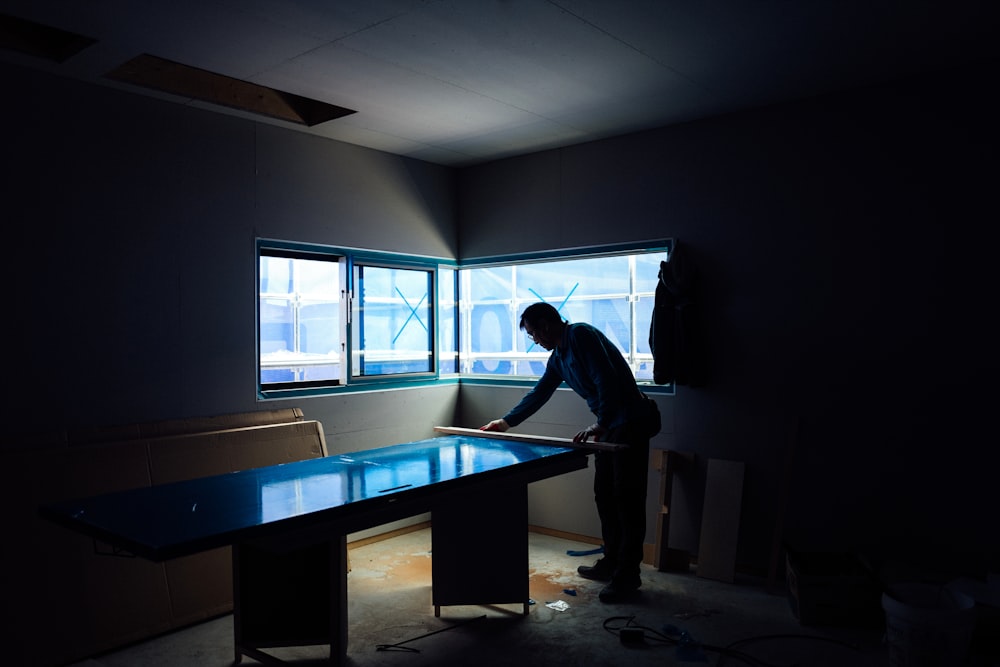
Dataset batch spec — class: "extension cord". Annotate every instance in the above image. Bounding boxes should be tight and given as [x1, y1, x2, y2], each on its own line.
[620, 627, 645, 645]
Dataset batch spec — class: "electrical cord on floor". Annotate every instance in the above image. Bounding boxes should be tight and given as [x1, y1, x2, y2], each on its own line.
[603, 615, 675, 646]
[602, 615, 790, 667]
[375, 614, 487, 653]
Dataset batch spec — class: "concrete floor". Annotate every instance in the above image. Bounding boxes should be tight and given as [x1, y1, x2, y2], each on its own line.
[69, 528, 894, 667]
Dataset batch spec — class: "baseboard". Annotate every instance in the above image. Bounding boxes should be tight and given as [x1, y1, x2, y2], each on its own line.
[347, 520, 432, 550]
[346, 521, 661, 568]
[528, 525, 659, 567]
[528, 524, 602, 545]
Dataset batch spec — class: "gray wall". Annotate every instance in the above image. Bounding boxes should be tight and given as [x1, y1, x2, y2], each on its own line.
[5, 57, 997, 577]
[458, 63, 999, 575]
[1, 61, 460, 457]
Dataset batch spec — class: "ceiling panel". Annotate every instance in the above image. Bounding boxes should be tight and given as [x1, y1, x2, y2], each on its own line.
[1, 0, 997, 166]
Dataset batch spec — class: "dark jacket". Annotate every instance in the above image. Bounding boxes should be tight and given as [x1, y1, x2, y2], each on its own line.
[649, 241, 706, 386]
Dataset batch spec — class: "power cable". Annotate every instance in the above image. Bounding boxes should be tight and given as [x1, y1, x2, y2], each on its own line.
[375, 614, 487, 653]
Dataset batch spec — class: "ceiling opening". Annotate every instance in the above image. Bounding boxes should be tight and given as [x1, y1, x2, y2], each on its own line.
[105, 53, 356, 127]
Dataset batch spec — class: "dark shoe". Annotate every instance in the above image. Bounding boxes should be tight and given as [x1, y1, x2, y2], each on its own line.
[598, 577, 641, 603]
[577, 558, 615, 582]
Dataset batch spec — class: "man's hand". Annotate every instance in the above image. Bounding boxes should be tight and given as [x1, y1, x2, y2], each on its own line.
[480, 419, 510, 432]
[573, 423, 607, 443]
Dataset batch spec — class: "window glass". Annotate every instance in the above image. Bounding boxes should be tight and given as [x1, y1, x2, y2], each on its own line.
[636, 253, 662, 293]
[516, 256, 631, 299]
[459, 249, 665, 382]
[463, 265, 513, 375]
[468, 266, 514, 301]
[352, 265, 433, 377]
[438, 267, 457, 374]
[259, 253, 340, 385]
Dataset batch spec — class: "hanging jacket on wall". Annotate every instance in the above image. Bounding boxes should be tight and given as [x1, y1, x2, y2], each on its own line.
[649, 241, 707, 386]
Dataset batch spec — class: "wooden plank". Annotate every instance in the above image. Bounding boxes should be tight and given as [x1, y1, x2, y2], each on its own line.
[432, 426, 627, 452]
[696, 459, 745, 583]
[651, 449, 696, 571]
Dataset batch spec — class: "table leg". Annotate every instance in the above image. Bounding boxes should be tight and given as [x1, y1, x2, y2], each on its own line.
[232, 534, 348, 665]
[431, 482, 529, 611]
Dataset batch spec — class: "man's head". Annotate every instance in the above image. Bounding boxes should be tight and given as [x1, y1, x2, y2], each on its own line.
[520, 302, 564, 351]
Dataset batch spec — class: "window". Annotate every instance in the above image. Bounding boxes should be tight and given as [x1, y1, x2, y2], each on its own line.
[351, 263, 434, 377]
[259, 248, 341, 387]
[438, 267, 458, 374]
[458, 243, 669, 384]
[258, 239, 671, 398]
[258, 241, 441, 397]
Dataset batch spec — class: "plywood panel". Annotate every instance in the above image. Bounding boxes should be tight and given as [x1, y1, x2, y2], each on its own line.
[696, 459, 745, 583]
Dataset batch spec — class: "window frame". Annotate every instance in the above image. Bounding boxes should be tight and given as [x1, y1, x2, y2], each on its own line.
[258, 244, 343, 392]
[257, 239, 454, 400]
[456, 239, 673, 392]
[256, 238, 673, 400]
[347, 257, 437, 385]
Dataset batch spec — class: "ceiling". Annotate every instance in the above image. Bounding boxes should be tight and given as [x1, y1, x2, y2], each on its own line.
[1, 0, 997, 167]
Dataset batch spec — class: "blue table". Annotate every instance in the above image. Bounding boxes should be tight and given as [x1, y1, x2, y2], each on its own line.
[40, 434, 589, 665]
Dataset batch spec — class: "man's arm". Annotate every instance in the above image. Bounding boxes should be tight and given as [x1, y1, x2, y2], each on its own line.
[482, 361, 563, 430]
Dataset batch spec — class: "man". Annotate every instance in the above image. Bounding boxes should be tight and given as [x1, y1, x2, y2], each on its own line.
[481, 302, 660, 602]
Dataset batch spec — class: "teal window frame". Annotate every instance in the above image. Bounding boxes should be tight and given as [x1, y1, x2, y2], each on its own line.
[256, 238, 673, 400]
[457, 239, 673, 392]
[257, 239, 452, 399]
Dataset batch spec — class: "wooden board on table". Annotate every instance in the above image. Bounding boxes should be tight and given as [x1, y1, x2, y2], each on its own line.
[433, 426, 626, 452]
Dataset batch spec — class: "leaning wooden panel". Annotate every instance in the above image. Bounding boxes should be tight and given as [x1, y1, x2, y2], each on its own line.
[652, 449, 696, 572]
[433, 425, 627, 452]
[696, 459, 745, 583]
[66, 407, 305, 445]
[10, 442, 172, 667]
[147, 421, 328, 629]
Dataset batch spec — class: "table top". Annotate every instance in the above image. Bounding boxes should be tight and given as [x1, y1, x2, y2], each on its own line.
[39, 434, 586, 561]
